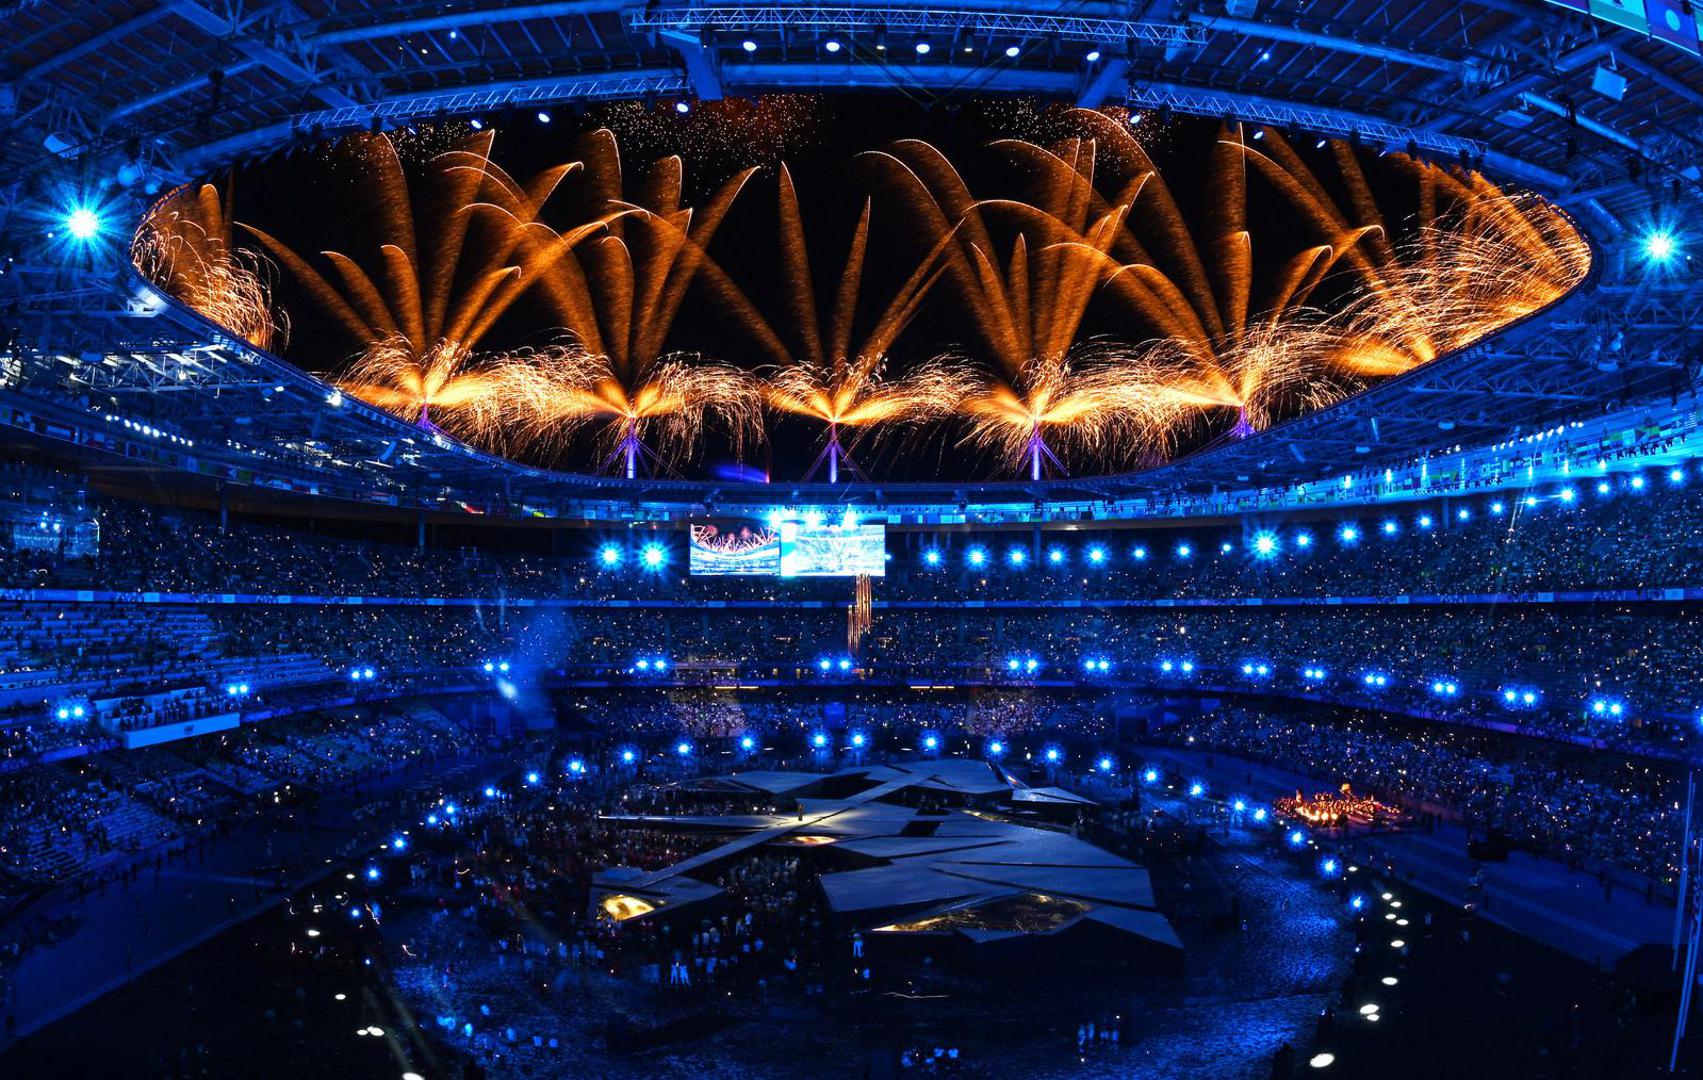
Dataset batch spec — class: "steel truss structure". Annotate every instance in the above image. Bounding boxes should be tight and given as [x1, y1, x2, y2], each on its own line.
[0, 0, 1698, 523]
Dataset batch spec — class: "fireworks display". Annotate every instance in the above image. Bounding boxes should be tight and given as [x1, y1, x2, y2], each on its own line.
[760, 163, 972, 481]
[136, 99, 1589, 480]
[132, 181, 288, 352]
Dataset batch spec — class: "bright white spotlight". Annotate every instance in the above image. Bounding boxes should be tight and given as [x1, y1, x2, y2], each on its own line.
[824, 39, 842, 53]
[1644, 230, 1678, 262]
[915, 41, 931, 54]
[65, 206, 102, 241]
[1005, 44, 1020, 57]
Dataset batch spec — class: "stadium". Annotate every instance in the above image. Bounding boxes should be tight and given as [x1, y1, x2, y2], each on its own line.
[0, 0, 1701, 1076]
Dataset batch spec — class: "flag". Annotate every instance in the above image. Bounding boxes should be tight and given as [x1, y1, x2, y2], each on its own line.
[1647, 0, 1701, 53]
[1591, 0, 1650, 32]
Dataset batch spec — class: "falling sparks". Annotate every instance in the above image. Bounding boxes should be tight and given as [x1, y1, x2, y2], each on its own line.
[132, 181, 288, 352]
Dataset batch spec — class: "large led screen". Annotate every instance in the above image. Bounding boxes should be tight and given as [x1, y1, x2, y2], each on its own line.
[688, 516, 887, 577]
[778, 520, 886, 577]
[688, 524, 781, 575]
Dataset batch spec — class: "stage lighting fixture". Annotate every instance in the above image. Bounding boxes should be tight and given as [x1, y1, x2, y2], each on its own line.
[676, 740, 692, 756]
[987, 739, 1005, 756]
[966, 546, 987, 567]
[64, 206, 102, 240]
[1086, 544, 1107, 564]
[1007, 545, 1027, 566]
[675, 101, 690, 114]
[598, 544, 622, 567]
[1643, 230, 1678, 263]
[1340, 525, 1359, 543]
[825, 39, 841, 52]
[535, 111, 551, 123]
[1176, 542, 1191, 558]
[640, 542, 666, 569]
[1295, 532, 1312, 548]
[1086, 49, 1101, 61]
[1132, 545, 1148, 560]
[923, 734, 939, 750]
[922, 548, 942, 566]
[1253, 532, 1277, 556]
[742, 39, 757, 52]
[915, 41, 930, 54]
[1005, 44, 1020, 57]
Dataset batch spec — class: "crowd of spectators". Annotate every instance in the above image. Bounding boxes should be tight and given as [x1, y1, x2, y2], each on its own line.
[1170, 704, 1682, 882]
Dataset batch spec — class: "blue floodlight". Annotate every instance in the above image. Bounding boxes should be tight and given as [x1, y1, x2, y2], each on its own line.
[1295, 532, 1312, 548]
[1006, 545, 1028, 567]
[640, 542, 667, 569]
[967, 546, 988, 568]
[851, 732, 866, 748]
[1086, 544, 1107, 565]
[1631, 475, 1646, 490]
[739, 734, 756, 751]
[923, 733, 939, 750]
[923, 548, 942, 567]
[1043, 746, 1061, 763]
[1490, 500, 1505, 514]
[1382, 520, 1398, 536]
[1188, 782, 1205, 797]
[621, 748, 637, 764]
[1643, 229, 1679, 263]
[1252, 807, 1268, 823]
[525, 771, 541, 785]
[811, 732, 828, 749]
[1671, 468, 1687, 485]
[987, 739, 1006, 756]
[1098, 757, 1114, 772]
[837, 657, 852, 672]
[1143, 768, 1159, 784]
[567, 758, 586, 775]
[1132, 545, 1148, 560]
[1340, 525, 1359, 544]
[1253, 532, 1278, 557]
[1176, 542, 1192, 559]
[1288, 828, 1307, 848]
[392, 835, 407, 851]
[1180, 659, 1195, 674]
[1320, 857, 1340, 878]
[64, 206, 103, 241]
[676, 740, 692, 756]
[597, 544, 622, 567]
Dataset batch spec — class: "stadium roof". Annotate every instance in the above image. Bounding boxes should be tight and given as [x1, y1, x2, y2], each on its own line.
[0, 0, 1698, 522]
